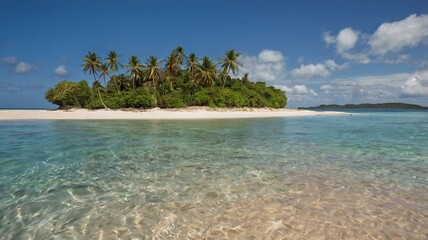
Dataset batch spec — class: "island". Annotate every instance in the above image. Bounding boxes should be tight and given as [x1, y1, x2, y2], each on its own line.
[45, 47, 287, 110]
[299, 103, 428, 110]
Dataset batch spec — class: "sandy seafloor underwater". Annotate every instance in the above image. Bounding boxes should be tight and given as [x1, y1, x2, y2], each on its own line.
[0, 111, 427, 239]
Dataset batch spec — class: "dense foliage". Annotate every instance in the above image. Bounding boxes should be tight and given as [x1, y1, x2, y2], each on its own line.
[45, 47, 287, 109]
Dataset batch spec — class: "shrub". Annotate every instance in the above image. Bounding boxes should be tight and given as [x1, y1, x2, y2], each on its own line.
[45, 80, 91, 108]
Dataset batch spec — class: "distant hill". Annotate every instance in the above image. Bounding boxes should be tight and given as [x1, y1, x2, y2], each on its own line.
[299, 103, 428, 110]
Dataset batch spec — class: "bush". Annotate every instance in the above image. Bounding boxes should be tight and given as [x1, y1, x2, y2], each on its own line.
[158, 90, 187, 108]
[45, 80, 91, 108]
[123, 89, 155, 108]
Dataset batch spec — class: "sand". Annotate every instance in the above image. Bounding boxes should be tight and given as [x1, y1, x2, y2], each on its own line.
[0, 107, 347, 120]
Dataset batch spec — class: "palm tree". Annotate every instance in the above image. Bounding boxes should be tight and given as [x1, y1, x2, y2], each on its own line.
[99, 63, 110, 85]
[82, 52, 107, 108]
[126, 55, 144, 91]
[105, 51, 121, 93]
[145, 56, 163, 92]
[218, 70, 230, 88]
[164, 53, 180, 78]
[186, 53, 198, 79]
[173, 46, 186, 65]
[220, 49, 242, 76]
[92, 80, 108, 109]
[195, 56, 217, 88]
[105, 51, 121, 72]
[219, 50, 242, 88]
[82, 51, 101, 81]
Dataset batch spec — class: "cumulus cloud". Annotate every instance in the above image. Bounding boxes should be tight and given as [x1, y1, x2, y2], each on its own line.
[291, 59, 348, 79]
[237, 50, 286, 83]
[15, 62, 39, 74]
[291, 63, 330, 79]
[369, 14, 428, 55]
[274, 84, 319, 105]
[401, 71, 428, 97]
[336, 27, 359, 53]
[323, 28, 370, 63]
[278, 85, 317, 95]
[324, 14, 428, 64]
[53, 65, 68, 77]
[323, 28, 359, 53]
[258, 50, 284, 63]
[0, 56, 18, 65]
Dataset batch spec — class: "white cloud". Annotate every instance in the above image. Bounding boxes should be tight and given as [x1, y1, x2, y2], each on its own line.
[336, 27, 359, 53]
[339, 52, 371, 64]
[323, 28, 360, 53]
[401, 71, 428, 97]
[369, 14, 428, 55]
[237, 50, 286, 83]
[320, 84, 333, 94]
[291, 59, 348, 79]
[324, 14, 428, 64]
[276, 84, 318, 95]
[0, 56, 18, 65]
[323, 28, 370, 63]
[323, 32, 336, 45]
[14, 62, 38, 74]
[311, 71, 428, 105]
[275, 84, 319, 105]
[292, 63, 330, 79]
[383, 54, 410, 64]
[324, 59, 348, 71]
[258, 50, 284, 63]
[53, 65, 68, 77]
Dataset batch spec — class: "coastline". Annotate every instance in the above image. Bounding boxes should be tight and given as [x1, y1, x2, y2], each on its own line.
[0, 107, 347, 120]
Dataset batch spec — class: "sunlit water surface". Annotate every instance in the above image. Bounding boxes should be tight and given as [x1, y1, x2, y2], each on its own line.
[1, 111, 427, 239]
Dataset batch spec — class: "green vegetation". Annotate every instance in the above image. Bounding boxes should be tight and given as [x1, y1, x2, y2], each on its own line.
[45, 47, 287, 109]
[300, 103, 428, 110]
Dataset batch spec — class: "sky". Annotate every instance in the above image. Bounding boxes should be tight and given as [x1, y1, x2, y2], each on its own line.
[1, 0, 428, 108]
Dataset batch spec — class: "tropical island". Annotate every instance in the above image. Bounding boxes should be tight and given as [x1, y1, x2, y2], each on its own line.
[45, 47, 287, 110]
[300, 103, 428, 110]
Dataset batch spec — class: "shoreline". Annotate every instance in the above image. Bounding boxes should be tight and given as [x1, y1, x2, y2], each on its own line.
[0, 107, 347, 120]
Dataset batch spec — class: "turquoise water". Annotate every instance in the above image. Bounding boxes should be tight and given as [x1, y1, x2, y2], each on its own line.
[0, 112, 427, 239]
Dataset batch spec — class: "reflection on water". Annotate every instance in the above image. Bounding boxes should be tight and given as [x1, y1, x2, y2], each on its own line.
[0, 113, 427, 239]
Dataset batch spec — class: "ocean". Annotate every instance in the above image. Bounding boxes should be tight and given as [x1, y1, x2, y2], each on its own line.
[0, 111, 427, 239]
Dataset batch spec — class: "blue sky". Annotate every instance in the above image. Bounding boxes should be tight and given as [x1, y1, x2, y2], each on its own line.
[1, 0, 428, 108]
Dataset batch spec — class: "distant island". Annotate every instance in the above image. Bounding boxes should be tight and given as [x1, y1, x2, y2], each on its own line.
[300, 103, 428, 110]
[45, 47, 287, 109]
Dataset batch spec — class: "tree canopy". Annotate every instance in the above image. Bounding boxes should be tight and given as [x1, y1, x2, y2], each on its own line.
[46, 47, 287, 109]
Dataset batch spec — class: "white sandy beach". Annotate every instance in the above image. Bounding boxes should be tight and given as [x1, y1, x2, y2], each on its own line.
[0, 107, 347, 120]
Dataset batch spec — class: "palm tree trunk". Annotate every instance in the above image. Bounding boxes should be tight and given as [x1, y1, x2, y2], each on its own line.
[97, 88, 108, 109]
[114, 79, 120, 94]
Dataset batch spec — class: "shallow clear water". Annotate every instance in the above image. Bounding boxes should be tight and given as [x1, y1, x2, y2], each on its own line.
[1, 112, 427, 239]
